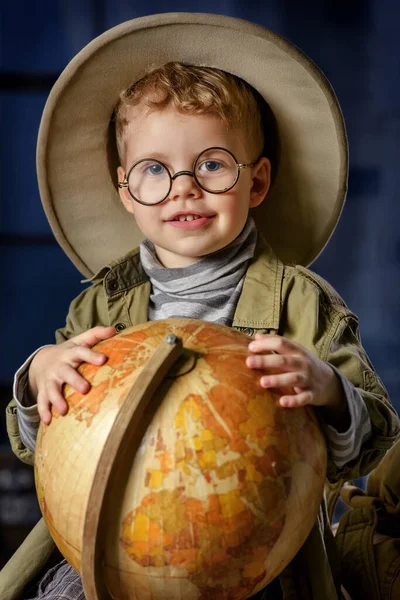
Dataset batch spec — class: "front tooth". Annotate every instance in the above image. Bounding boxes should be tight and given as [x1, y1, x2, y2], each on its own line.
[179, 216, 186, 222]
[186, 215, 194, 221]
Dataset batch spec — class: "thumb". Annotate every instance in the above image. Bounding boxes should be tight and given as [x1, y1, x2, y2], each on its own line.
[73, 326, 116, 348]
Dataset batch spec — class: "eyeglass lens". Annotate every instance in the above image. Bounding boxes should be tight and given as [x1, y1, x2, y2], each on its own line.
[127, 148, 239, 204]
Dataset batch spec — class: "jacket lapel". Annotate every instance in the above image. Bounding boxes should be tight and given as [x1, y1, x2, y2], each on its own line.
[233, 236, 283, 332]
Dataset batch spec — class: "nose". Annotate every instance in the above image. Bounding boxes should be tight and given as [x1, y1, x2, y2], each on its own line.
[169, 170, 202, 201]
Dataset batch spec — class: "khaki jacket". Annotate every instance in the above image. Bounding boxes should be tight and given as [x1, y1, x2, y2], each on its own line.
[2, 237, 399, 599]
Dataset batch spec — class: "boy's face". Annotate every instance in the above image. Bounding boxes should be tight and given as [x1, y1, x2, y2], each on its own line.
[118, 106, 270, 268]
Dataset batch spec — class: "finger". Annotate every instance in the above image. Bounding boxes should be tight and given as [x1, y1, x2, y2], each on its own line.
[65, 345, 107, 368]
[248, 335, 303, 355]
[246, 353, 304, 371]
[44, 381, 69, 417]
[58, 364, 91, 394]
[37, 392, 53, 425]
[259, 371, 307, 389]
[279, 391, 313, 408]
[73, 326, 116, 348]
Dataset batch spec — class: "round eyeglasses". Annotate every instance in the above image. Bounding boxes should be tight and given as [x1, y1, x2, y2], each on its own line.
[118, 147, 257, 206]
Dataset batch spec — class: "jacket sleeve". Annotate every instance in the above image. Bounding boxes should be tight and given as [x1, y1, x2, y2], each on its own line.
[6, 281, 107, 465]
[280, 265, 400, 484]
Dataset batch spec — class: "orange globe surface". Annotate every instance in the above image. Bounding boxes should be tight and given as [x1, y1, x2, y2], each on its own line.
[34, 319, 327, 600]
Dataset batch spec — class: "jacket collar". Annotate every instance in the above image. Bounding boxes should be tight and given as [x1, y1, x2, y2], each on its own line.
[86, 236, 283, 330]
[84, 246, 149, 296]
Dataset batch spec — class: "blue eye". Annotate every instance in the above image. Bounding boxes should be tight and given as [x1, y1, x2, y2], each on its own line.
[146, 163, 165, 176]
[199, 160, 222, 173]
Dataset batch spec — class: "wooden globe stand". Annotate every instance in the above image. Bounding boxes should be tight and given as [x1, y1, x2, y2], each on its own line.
[81, 335, 184, 600]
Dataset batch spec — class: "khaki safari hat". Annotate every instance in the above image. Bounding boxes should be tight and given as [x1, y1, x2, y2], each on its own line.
[37, 12, 348, 278]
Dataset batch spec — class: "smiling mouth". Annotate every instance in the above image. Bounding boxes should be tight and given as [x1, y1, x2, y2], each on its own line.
[172, 215, 202, 222]
[167, 213, 214, 222]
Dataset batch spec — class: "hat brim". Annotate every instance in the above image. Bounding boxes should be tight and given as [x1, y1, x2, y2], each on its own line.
[37, 12, 348, 278]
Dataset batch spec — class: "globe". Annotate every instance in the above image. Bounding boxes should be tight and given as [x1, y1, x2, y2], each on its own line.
[34, 318, 327, 600]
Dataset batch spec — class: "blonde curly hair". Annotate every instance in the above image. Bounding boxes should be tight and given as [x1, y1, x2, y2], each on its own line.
[115, 62, 265, 163]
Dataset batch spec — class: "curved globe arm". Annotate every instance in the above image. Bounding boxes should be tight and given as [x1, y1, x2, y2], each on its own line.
[81, 335, 183, 600]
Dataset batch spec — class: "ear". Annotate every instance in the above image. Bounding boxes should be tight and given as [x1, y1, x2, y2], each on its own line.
[117, 165, 135, 215]
[249, 157, 271, 208]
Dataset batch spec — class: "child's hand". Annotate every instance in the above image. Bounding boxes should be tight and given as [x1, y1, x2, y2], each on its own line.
[246, 333, 344, 410]
[28, 326, 116, 424]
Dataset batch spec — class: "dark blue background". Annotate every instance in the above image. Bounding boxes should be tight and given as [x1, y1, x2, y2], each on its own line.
[0, 0, 399, 562]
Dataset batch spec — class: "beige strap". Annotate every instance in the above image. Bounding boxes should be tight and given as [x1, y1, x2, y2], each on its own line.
[0, 517, 56, 600]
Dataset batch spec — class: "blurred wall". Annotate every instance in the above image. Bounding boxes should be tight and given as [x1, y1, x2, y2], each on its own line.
[0, 0, 399, 564]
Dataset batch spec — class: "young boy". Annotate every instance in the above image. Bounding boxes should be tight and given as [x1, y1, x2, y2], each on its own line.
[2, 13, 399, 600]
